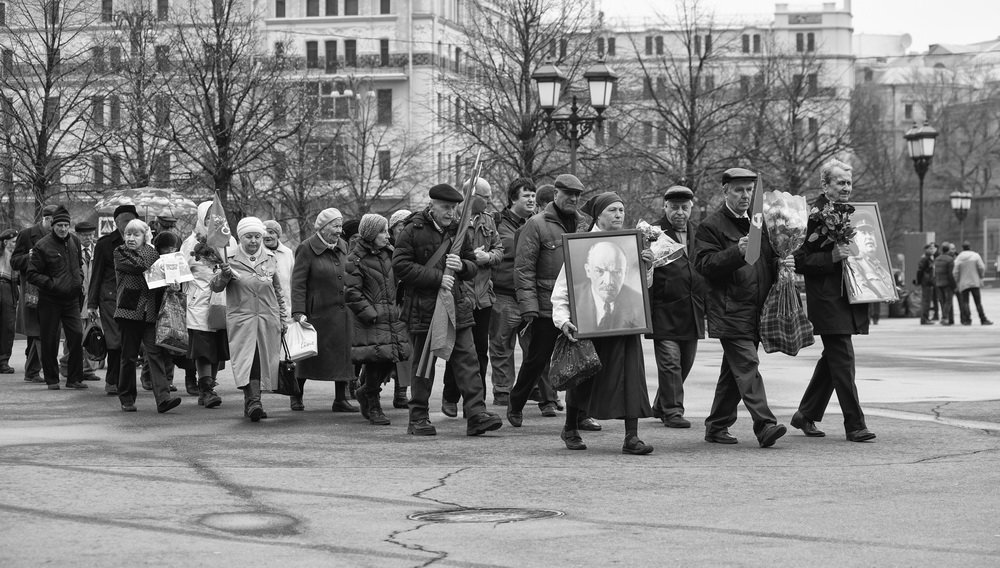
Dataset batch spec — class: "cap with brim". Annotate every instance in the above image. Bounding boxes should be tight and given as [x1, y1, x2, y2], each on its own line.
[75, 221, 97, 233]
[553, 174, 584, 193]
[854, 211, 877, 232]
[663, 185, 694, 201]
[0, 229, 17, 241]
[721, 168, 757, 184]
[113, 204, 138, 219]
[429, 183, 464, 203]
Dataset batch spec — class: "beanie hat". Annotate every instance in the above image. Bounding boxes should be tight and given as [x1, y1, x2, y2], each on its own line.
[388, 209, 411, 230]
[236, 216, 266, 239]
[263, 219, 283, 238]
[51, 206, 71, 226]
[358, 214, 388, 243]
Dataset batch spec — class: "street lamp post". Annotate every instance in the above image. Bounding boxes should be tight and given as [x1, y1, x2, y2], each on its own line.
[950, 190, 972, 243]
[532, 61, 618, 174]
[903, 122, 939, 232]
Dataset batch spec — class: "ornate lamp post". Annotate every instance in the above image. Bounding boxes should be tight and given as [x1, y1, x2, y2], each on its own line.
[903, 122, 939, 232]
[950, 190, 972, 243]
[532, 61, 618, 174]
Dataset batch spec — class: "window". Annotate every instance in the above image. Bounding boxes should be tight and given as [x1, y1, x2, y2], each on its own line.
[655, 36, 663, 55]
[306, 41, 318, 68]
[656, 75, 666, 97]
[808, 117, 819, 138]
[904, 103, 913, 119]
[597, 37, 604, 58]
[377, 89, 392, 125]
[153, 153, 170, 184]
[344, 40, 356, 67]
[807, 32, 815, 52]
[742, 34, 750, 53]
[792, 73, 803, 93]
[454, 97, 462, 125]
[334, 96, 350, 119]
[704, 74, 715, 91]
[607, 37, 616, 56]
[345, 0, 358, 15]
[642, 77, 653, 99]
[93, 156, 104, 186]
[326, 0, 337, 16]
[155, 45, 169, 72]
[796, 33, 804, 52]
[101, 0, 113, 22]
[273, 92, 286, 126]
[656, 122, 667, 146]
[334, 143, 347, 179]
[925, 104, 934, 120]
[272, 151, 287, 183]
[155, 95, 170, 128]
[1, 49, 11, 77]
[559, 39, 567, 60]
[609, 121, 619, 145]
[753, 34, 761, 53]
[807, 73, 818, 96]
[694, 35, 701, 55]
[740, 75, 750, 97]
[157, 0, 168, 20]
[378, 150, 391, 180]
[110, 155, 122, 186]
[109, 95, 121, 127]
[379, 39, 389, 66]
[91, 96, 104, 127]
[863, 68, 873, 82]
[307, 0, 318, 16]
[704, 34, 712, 54]
[595, 123, 605, 146]
[380, 0, 390, 14]
[46, 0, 59, 24]
[325, 41, 337, 72]
[91, 46, 105, 73]
[275, 0, 285, 17]
[645, 36, 652, 56]
[454, 47, 461, 72]
[44, 96, 59, 131]
[643, 123, 652, 146]
[109, 46, 122, 71]
[0, 3, 5, 26]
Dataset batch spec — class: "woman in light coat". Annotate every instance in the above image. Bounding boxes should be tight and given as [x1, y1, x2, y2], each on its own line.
[211, 217, 287, 422]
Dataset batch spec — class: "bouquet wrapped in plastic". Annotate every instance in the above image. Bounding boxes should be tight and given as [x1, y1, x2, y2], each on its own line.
[759, 191, 814, 356]
[636, 220, 686, 287]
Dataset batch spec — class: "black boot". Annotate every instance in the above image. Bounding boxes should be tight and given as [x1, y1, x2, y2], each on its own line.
[199, 377, 222, 409]
[246, 380, 263, 422]
[356, 383, 370, 420]
[368, 393, 390, 425]
[393, 385, 408, 409]
[185, 375, 200, 397]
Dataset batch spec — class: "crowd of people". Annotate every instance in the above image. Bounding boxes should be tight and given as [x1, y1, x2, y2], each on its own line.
[915, 240, 993, 327]
[1, 159, 921, 452]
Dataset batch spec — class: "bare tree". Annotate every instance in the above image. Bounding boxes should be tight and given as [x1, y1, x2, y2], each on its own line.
[0, 0, 111, 219]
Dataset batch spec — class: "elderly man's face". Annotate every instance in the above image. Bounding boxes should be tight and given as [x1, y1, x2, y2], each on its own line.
[664, 199, 693, 230]
[823, 167, 853, 203]
[78, 232, 96, 247]
[585, 243, 627, 303]
[52, 222, 71, 239]
[723, 181, 755, 215]
[429, 199, 458, 227]
[264, 228, 280, 249]
[553, 188, 581, 212]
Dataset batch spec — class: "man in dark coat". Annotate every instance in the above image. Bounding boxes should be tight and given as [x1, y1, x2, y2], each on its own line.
[0, 228, 19, 374]
[88, 205, 137, 395]
[791, 159, 876, 442]
[647, 186, 705, 429]
[26, 206, 86, 389]
[392, 183, 503, 437]
[934, 242, 957, 326]
[10, 204, 58, 382]
[693, 168, 787, 448]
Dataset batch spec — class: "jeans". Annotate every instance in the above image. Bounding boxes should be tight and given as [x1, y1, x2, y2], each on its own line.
[487, 294, 523, 395]
[957, 287, 989, 324]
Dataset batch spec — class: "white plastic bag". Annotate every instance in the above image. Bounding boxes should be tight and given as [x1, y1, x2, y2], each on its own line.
[284, 321, 318, 361]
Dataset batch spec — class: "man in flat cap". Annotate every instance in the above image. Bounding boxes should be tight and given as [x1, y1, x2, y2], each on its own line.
[440, 178, 504, 418]
[791, 159, 876, 442]
[10, 204, 59, 382]
[508, 173, 591, 429]
[648, 185, 705, 429]
[0, 228, 19, 374]
[58, 221, 100, 381]
[392, 183, 503, 437]
[693, 168, 788, 448]
[26, 206, 87, 389]
[88, 204, 138, 395]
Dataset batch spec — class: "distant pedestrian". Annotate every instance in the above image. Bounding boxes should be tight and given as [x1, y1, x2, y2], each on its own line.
[263, 220, 294, 323]
[934, 242, 957, 326]
[0, 228, 19, 374]
[11, 204, 58, 384]
[952, 242, 993, 326]
[59, 221, 99, 382]
[916, 242, 937, 325]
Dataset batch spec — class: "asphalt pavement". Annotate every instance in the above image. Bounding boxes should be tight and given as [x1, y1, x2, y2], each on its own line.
[1, 290, 999, 567]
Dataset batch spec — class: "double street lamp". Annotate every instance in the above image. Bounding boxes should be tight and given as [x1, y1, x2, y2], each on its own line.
[950, 190, 972, 243]
[532, 61, 618, 174]
[903, 121, 939, 232]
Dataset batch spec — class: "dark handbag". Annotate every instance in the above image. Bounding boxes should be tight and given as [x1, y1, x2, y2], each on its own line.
[23, 281, 39, 308]
[83, 315, 107, 362]
[548, 335, 602, 391]
[273, 336, 301, 396]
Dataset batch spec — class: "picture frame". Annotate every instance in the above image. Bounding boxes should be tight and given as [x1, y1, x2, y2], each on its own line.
[844, 202, 899, 304]
[563, 229, 653, 338]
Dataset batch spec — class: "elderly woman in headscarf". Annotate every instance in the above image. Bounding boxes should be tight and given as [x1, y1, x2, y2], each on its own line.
[345, 214, 411, 425]
[290, 207, 356, 412]
[211, 216, 287, 422]
[549, 192, 655, 455]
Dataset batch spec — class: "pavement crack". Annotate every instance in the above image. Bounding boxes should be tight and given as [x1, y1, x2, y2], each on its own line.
[930, 401, 951, 420]
[382, 467, 471, 568]
[908, 447, 1000, 464]
[412, 466, 470, 509]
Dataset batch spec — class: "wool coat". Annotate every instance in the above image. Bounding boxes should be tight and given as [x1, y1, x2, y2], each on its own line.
[11, 222, 47, 336]
[211, 246, 285, 389]
[345, 241, 411, 364]
[112, 244, 161, 322]
[291, 234, 354, 381]
[647, 218, 706, 341]
[86, 229, 125, 348]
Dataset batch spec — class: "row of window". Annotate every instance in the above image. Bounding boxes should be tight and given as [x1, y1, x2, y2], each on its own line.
[274, 146, 393, 182]
[591, 32, 815, 58]
[98, 0, 170, 23]
[275, 0, 387, 18]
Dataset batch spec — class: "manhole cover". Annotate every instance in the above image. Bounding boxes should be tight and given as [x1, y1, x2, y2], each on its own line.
[199, 512, 299, 535]
[408, 508, 564, 523]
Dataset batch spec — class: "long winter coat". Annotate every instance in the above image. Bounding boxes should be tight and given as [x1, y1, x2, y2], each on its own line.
[291, 234, 354, 381]
[647, 217, 706, 341]
[112, 244, 161, 322]
[793, 195, 869, 336]
[345, 240, 411, 364]
[211, 246, 285, 389]
[11, 223, 48, 336]
[693, 204, 778, 340]
[87, 230, 124, 348]
[515, 202, 580, 318]
[391, 208, 478, 334]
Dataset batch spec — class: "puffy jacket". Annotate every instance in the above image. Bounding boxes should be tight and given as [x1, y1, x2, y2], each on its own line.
[515, 202, 580, 318]
[793, 195, 869, 335]
[345, 240, 411, 364]
[493, 208, 526, 297]
[647, 218, 705, 341]
[952, 250, 985, 292]
[933, 252, 956, 288]
[27, 231, 84, 302]
[463, 212, 503, 309]
[392, 208, 477, 333]
[693, 204, 777, 340]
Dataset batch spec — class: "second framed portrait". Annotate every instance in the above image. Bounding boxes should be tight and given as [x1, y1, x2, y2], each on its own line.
[844, 202, 898, 304]
[563, 230, 653, 339]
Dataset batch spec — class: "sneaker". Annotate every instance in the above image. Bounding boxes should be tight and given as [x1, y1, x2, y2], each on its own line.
[467, 412, 503, 436]
[407, 419, 437, 436]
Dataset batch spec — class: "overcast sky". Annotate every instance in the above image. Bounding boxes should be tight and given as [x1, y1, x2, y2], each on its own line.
[599, 0, 998, 53]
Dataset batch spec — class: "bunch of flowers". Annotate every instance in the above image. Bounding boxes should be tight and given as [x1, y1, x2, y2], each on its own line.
[637, 220, 686, 286]
[763, 191, 810, 258]
[807, 201, 856, 247]
[191, 236, 225, 270]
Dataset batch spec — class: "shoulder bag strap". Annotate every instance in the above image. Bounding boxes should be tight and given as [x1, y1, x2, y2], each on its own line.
[424, 237, 452, 269]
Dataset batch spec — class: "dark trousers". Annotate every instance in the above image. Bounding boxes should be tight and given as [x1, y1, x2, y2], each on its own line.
[509, 317, 560, 413]
[60, 317, 97, 377]
[24, 337, 42, 379]
[409, 327, 486, 423]
[37, 296, 83, 385]
[705, 338, 777, 438]
[0, 280, 15, 367]
[957, 287, 989, 324]
[117, 319, 170, 406]
[443, 306, 490, 403]
[797, 334, 866, 432]
[363, 361, 395, 395]
[936, 285, 955, 323]
[653, 339, 698, 419]
[920, 284, 936, 322]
